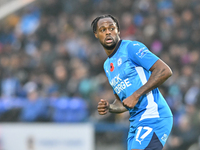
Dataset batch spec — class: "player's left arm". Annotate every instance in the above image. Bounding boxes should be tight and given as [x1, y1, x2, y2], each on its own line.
[123, 59, 172, 108]
[137, 59, 172, 96]
[123, 41, 172, 108]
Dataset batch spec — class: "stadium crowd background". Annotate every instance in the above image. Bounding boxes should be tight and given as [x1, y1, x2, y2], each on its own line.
[0, 0, 200, 149]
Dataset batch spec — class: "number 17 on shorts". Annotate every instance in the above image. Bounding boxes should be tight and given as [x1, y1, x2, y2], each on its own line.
[127, 117, 173, 150]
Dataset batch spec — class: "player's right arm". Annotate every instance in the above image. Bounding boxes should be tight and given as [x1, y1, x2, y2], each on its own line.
[97, 94, 127, 115]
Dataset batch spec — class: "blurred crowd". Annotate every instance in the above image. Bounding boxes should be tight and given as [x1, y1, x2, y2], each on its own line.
[0, 0, 200, 149]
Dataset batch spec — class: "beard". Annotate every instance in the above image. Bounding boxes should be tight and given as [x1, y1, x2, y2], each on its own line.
[100, 36, 119, 50]
[103, 42, 116, 50]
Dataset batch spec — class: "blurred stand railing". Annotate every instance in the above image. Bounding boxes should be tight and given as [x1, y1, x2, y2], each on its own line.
[0, 0, 35, 20]
[0, 0, 13, 5]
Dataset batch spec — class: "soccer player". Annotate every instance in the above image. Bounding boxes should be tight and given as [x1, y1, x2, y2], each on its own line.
[91, 14, 173, 150]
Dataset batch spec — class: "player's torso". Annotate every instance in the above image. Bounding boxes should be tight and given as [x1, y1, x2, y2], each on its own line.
[104, 40, 173, 121]
[104, 40, 147, 101]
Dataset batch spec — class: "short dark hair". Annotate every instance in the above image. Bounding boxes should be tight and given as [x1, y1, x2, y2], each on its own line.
[91, 14, 120, 33]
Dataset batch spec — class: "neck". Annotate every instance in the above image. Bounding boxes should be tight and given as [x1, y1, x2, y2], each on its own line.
[104, 39, 121, 56]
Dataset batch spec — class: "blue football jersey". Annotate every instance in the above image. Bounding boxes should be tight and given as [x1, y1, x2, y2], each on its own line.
[104, 40, 172, 122]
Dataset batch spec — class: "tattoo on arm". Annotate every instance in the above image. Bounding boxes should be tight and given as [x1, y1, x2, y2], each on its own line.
[109, 104, 127, 113]
[108, 99, 127, 113]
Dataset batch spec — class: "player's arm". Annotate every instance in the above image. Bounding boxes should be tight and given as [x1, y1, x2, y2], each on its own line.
[109, 94, 128, 113]
[97, 94, 127, 115]
[136, 59, 172, 97]
[123, 59, 172, 108]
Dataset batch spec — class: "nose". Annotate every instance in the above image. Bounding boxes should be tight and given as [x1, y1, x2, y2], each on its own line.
[105, 29, 111, 35]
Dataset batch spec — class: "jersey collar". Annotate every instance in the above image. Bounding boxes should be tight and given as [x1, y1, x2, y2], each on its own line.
[108, 40, 122, 58]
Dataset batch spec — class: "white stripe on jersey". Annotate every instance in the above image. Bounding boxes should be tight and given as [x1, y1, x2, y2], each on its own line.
[135, 67, 160, 121]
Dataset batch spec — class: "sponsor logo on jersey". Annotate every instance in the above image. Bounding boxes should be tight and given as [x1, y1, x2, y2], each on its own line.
[136, 47, 149, 58]
[109, 74, 132, 94]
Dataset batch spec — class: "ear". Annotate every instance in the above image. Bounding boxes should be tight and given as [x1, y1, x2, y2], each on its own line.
[94, 32, 98, 38]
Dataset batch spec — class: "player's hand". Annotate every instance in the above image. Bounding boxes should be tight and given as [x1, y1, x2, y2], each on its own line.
[97, 99, 110, 115]
[122, 93, 139, 108]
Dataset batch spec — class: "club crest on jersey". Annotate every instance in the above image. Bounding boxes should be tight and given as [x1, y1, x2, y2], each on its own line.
[110, 63, 114, 72]
[117, 58, 122, 66]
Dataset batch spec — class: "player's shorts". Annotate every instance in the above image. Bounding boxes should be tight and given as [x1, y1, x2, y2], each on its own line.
[127, 116, 173, 150]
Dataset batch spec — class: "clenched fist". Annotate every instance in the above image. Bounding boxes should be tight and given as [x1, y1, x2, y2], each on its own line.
[97, 99, 110, 115]
[122, 93, 139, 108]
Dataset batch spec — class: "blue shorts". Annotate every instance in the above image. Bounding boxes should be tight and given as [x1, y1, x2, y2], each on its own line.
[127, 117, 173, 150]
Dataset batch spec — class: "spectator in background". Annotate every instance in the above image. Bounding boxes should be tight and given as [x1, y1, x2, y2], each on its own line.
[17, 6, 40, 36]
[50, 96, 88, 122]
[20, 89, 49, 122]
[166, 114, 199, 150]
[1, 71, 20, 98]
[53, 62, 68, 96]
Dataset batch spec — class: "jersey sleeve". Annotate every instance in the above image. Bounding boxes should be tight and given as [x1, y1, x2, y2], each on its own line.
[127, 41, 159, 70]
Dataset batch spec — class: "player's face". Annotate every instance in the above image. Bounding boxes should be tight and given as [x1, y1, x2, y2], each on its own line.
[95, 17, 120, 51]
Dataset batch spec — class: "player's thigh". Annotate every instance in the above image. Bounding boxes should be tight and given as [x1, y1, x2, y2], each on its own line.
[127, 117, 173, 150]
[152, 116, 173, 147]
[128, 129, 161, 150]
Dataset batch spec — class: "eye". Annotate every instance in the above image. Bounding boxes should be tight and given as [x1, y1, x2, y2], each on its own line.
[110, 27, 115, 31]
[100, 28, 106, 32]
